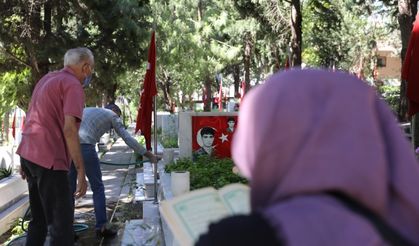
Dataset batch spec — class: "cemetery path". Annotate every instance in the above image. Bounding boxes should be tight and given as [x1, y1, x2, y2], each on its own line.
[2, 123, 166, 245]
[1, 139, 139, 246]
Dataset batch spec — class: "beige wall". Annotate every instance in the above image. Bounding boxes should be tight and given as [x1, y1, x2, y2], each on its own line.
[376, 50, 401, 80]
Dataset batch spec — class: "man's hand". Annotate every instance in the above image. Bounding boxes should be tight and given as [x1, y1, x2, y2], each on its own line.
[150, 154, 162, 164]
[144, 151, 161, 164]
[74, 173, 88, 199]
[19, 166, 26, 180]
[64, 115, 87, 199]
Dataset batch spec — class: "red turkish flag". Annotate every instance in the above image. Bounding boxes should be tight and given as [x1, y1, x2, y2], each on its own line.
[21, 115, 26, 131]
[402, 14, 419, 117]
[240, 80, 246, 101]
[135, 31, 157, 150]
[11, 111, 16, 139]
[285, 56, 290, 69]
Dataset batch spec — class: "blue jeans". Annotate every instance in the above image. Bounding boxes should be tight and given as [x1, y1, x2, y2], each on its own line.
[69, 144, 106, 230]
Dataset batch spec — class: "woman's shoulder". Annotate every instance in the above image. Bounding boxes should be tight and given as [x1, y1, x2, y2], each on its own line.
[195, 212, 283, 246]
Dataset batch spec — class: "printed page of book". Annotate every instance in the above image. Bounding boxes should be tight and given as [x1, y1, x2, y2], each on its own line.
[218, 183, 250, 215]
[159, 187, 230, 246]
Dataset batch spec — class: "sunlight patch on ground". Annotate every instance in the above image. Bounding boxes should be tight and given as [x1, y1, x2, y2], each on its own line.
[102, 174, 118, 181]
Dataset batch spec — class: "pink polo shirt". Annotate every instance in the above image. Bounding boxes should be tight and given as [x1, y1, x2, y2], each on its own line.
[17, 67, 84, 171]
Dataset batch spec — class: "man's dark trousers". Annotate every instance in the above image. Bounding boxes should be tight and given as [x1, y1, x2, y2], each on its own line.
[21, 158, 74, 246]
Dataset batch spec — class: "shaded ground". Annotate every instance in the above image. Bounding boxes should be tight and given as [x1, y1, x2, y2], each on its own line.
[1, 201, 143, 246]
[74, 201, 142, 246]
[1, 140, 143, 246]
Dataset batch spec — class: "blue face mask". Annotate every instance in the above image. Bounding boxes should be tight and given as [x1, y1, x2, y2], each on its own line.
[83, 75, 92, 88]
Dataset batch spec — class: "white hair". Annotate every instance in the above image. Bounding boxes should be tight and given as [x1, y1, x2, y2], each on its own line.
[63, 47, 94, 66]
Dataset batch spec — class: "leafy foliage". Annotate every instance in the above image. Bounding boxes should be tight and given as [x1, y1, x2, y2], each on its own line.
[160, 136, 178, 148]
[2, 217, 29, 245]
[0, 0, 405, 119]
[0, 0, 152, 110]
[0, 166, 13, 180]
[378, 85, 400, 114]
[165, 156, 247, 190]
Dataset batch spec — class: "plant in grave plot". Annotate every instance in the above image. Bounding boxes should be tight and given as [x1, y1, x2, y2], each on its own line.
[0, 166, 13, 181]
[160, 135, 178, 148]
[165, 156, 247, 190]
[2, 216, 29, 245]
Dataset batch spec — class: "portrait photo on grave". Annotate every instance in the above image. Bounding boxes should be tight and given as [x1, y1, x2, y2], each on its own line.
[192, 115, 238, 159]
[226, 117, 236, 133]
[194, 126, 216, 158]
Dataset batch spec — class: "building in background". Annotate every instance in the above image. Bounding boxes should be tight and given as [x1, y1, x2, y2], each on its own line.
[376, 43, 401, 84]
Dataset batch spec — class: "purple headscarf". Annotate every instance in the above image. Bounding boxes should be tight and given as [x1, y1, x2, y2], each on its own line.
[232, 69, 419, 245]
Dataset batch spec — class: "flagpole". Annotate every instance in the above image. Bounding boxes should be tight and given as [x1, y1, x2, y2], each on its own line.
[153, 94, 158, 203]
[152, 10, 159, 203]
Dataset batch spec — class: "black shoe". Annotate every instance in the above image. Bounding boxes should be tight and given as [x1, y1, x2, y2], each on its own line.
[96, 224, 117, 238]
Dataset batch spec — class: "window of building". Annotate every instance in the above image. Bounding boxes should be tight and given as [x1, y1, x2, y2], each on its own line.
[377, 56, 387, 67]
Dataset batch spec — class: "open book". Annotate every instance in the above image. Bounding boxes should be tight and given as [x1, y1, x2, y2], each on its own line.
[159, 183, 250, 246]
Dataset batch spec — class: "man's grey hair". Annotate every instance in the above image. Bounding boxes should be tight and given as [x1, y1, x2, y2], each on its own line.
[64, 47, 94, 66]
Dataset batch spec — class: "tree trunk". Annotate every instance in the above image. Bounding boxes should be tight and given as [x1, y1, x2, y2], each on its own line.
[203, 76, 212, 112]
[243, 32, 252, 93]
[197, 0, 203, 22]
[44, 1, 52, 35]
[158, 75, 175, 112]
[179, 93, 187, 111]
[290, 0, 302, 66]
[233, 64, 240, 95]
[188, 94, 194, 110]
[106, 82, 117, 103]
[24, 1, 50, 97]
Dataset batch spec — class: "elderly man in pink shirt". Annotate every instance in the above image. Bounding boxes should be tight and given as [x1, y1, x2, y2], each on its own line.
[17, 47, 93, 246]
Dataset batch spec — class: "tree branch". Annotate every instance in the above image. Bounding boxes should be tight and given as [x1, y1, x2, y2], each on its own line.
[0, 46, 32, 68]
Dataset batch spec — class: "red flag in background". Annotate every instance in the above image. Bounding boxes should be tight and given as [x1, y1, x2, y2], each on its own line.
[402, 14, 419, 117]
[240, 80, 246, 101]
[285, 56, 290, 69]
[135, 31, 157, 150]
[21, 115, 26, 131]
[11, 111, 16, 139]
[218, 76, 223, 112]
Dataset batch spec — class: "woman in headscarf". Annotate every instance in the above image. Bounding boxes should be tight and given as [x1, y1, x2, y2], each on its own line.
[196, 69, 419, 245]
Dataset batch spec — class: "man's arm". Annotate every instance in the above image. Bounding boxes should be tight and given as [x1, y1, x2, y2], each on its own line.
[64, 115, 87, 198]
[143, 150, 159, 164]
[111, 115, 159, 163]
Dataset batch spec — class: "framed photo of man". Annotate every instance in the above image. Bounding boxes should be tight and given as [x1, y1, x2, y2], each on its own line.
[192, 115, 238, 159]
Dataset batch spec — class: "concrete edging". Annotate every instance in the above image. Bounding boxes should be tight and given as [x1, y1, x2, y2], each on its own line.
[0, 174, 29, 236]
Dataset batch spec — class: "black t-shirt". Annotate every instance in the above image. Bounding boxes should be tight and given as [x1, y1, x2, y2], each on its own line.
[195, 213, 283, 246]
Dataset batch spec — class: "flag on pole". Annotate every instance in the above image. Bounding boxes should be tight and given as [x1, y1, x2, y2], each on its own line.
[11, 111, 16, 139]
[285, 56, 290, 69]
[402, 14, 419, 117]
[135, 31, 157, 150]
[218, 76, 223, 112]
[21, 115, 25, 131]
[240, 80, 246, 101]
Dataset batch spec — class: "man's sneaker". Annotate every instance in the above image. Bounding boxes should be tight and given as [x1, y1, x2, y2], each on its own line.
[96, 223, 117, 238]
